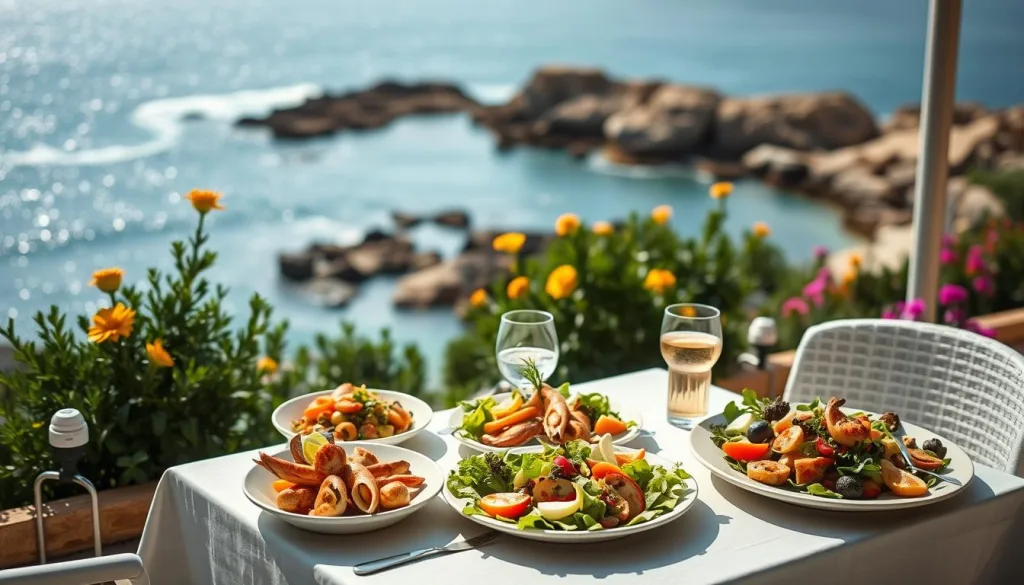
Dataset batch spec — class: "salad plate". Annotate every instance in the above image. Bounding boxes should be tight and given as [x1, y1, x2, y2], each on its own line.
[448, 390, 643, 453]
[244, 441, 443, 534]
[272, 384, 432, 446]
[443, 439, 697, 543]
[689, 392, 974, 511]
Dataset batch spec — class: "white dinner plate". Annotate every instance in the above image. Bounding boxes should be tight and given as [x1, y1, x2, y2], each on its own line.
[442, 445, 697, 543]
[272, 388, 433, 446]
[447, 391, 643, 452]
[689, 410, 974, 511]
[243, 442, 443, 534]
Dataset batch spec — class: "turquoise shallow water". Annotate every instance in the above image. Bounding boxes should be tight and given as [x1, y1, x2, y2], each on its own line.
[1, 0, 1023, 377]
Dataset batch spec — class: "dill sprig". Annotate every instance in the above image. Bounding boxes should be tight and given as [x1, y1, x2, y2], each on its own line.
[519, 357, 544, 390]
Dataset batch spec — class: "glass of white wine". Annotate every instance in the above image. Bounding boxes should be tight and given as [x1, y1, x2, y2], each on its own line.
[660, 303, 723, 429]
[496, 310, 559, 390]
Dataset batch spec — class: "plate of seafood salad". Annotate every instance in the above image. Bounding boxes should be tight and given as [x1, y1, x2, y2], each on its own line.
[271, 383, 433, 445]
[688, 391, 974, 511]
[243, 435, 443, 534]
[449, 361, 642, 451]
[443, 437, 697, 542]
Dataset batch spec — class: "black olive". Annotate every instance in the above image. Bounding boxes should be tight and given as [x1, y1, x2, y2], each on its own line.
[922, 438, 947, 459]
[762, 399, 790, 422]
[746, 420, 774, 444]
[835, 475, 863, 499]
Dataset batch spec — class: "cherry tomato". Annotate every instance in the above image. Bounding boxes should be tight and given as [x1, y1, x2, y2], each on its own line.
[815, 437, 836, 457]
[552, 455, 577, 477]
[722, 441, 772, 461]
[478, 492, 532, 519]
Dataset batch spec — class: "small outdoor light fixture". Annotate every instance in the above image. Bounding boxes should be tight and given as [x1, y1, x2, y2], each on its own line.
[747, 316, 778, 371]
[33, 408, 102, 564]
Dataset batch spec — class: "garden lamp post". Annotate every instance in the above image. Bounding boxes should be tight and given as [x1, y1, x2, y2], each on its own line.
[906, 0, 963, 322]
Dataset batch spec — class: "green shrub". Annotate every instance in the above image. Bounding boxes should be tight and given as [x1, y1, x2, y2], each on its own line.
[442, 186, 786, 406]
[969, 169, 1024, 222]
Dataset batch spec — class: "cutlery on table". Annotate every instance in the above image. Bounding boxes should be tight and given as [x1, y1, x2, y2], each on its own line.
[353, 531, 499, 575]
[892, 424, 962, 487]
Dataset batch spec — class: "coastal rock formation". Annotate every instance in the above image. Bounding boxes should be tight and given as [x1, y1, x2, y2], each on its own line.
[391, 209, 471, 230]
[393, 250, 513, 309]
[238, 81, 480, 139]
[604, 85, 722, 157]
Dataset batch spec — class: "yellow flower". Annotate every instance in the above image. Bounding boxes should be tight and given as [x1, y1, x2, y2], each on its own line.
[651, 205, 673, 225]
[850, 252, 863, 269]
[185, 189, 225, 214]
[643, 269, 677, 294]
[492, 232, 526, 254]
[469, 288, 488, 308]
[257, 356, 279, 374]
[87, 303, 136, 344]
[752, 221, 771, 238]
[710, 182, 733, 199]
[145, 339, 174, 368]
[842, 269, 857, 285]
[681, 305, 698, 318]
[592, 221, 614, 236]
[554, 213, 581, 236]
[506, 276, 530, 300]
[545, 265, 578, 300]
[89, 267, 124, 293]
[32, 421, 45, 429]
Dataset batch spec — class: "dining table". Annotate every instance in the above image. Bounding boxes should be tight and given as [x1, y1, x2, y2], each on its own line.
[137, 368, 1024, 585]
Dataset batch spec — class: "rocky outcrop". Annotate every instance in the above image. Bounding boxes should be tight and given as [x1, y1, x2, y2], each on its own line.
[238, 81, 480, 139]
[393, 251, 513, 309]
[391, 209, 471, 230]
[603, 85, 722, 158]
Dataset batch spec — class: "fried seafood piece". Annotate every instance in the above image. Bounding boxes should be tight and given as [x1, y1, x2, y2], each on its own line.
[375, 474, 424, 488]
[365, 461, 410, 478]
[277, 486, 317, 515]
[342, 462, 380, 514]
[379, 481, 411, 510]
[289, 433, 305, 463]
[348, 447, 379, 467]
[562, 405, 592, 442]
[313, 443, 347, 476]
[481, 419, 543, 447]
[254, 452, 324, 486]
[310, 475, 349, 517]
[824, 397, 871, 447]
[541, 384, 570, 441]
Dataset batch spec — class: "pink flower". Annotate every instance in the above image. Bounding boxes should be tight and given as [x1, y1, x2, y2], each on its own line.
[972, 276, 995, 296]
[966, 319, 997, 338]
[941, 234, 956, 247]
[939, 248, 957, 265]
[943, 307, 965, 325]
[965, 245, 985, 276]
[812, 246, 829, 261]
[881, 308, 898, 320]
[781, 297, 810, 318]
[901, 299, 926, 320]
[802, 278, 826, 306]
[938, 284, 969, 306]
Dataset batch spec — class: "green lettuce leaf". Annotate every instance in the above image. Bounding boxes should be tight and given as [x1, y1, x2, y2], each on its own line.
[622, 459, 655, 490]
[455, 397, 497, 439]
[557, 382, 571, 399]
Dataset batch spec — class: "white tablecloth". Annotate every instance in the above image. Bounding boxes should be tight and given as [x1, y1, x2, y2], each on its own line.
[138, 369, 1024, 585]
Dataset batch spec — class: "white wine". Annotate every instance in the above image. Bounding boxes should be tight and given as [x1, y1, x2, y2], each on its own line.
[661, 331, 723, 423]
[497, 347, 558, 389]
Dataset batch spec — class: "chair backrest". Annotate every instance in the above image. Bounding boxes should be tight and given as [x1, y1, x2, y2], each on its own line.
[783, 319, 1024, 476]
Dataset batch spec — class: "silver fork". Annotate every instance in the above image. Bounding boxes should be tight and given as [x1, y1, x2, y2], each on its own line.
[892, 424, 962, 487]
[352, 531, 499, 576]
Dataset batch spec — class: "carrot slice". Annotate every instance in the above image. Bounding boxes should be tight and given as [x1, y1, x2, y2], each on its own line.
[272, 479, 297, 493]
[491, 395, 524, 420]
[335, 400, 363, 414]
[482, 406, 539, 435]
[594, 415, 628, 436]
[303, 396, 335, 422]
[615, 449, 646, 465]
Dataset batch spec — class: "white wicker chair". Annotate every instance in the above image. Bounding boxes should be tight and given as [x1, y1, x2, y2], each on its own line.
[783, 319, 1024, 477]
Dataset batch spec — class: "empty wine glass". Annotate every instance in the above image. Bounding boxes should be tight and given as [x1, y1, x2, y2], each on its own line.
[660, 303, 723, 429]
[496, 310, 559, 390]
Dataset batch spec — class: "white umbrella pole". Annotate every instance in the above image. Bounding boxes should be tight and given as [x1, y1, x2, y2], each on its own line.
[907, 0, 963, 321]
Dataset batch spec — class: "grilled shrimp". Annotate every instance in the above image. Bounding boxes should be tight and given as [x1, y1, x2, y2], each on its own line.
[541, 385, 570, 441]
[481, 419, 543, 447]
[746, 461, 791, 486]
[824, 397, 871, 447]
[254, 452, 325, 486]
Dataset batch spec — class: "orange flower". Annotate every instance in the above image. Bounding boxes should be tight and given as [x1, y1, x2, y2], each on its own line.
[185, 189, 225, 214]
[545, 265, 578, 300]
[492, 232, 526, 254]
[752, 221, 771, 238]
[592, 221, 614, 236]
[146, 339, 174, 368]
[257, 356, 279, 374]
[709, 182, 733, 199]
[469, 288, 488, 308]
[681, 305, 698, 318]
[643, 269, 677, 294]
[651, 205, 673, 225]
[89, 267, 124, 293]
[506, 276, 530, 300]
[87, 303, 136, 343]
[554, 213, 581, 236]
[849, 252, 863, 270]
[842, 269, 857, 286]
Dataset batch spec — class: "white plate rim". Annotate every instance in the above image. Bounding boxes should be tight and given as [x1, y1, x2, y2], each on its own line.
[688, 410, 975, 511]
[271, 388, 433, 445]
[447, 391, 644, 453]
[442, 445, 698, 542]
[243, 441, 443, 525]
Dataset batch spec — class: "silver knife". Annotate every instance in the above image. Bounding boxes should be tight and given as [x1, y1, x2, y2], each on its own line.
[353, 532, 499, 576]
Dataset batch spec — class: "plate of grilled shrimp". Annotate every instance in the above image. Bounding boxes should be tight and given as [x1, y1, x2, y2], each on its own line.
[243, 434, 443, 533]
[449, 362, 642, 452]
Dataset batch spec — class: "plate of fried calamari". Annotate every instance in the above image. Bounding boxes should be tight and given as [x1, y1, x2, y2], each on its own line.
[243, 435, 443, 534]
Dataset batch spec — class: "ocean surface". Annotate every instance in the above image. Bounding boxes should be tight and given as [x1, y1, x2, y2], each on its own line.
[2, 0, 1023, 380]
